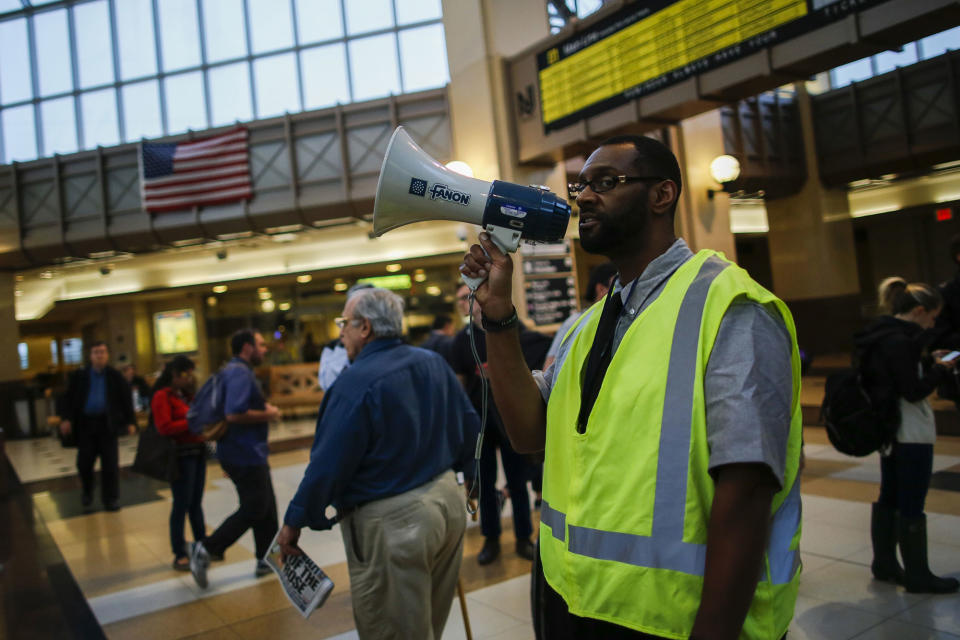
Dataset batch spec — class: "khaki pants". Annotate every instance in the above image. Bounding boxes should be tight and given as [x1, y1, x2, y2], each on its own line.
[341, 471, 466, 640]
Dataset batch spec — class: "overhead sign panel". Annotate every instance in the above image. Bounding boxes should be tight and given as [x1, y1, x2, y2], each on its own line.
[536, 0, 886, 132]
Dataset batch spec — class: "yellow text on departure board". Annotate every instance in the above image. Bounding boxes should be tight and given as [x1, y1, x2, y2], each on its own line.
[539, 0, 808, 126]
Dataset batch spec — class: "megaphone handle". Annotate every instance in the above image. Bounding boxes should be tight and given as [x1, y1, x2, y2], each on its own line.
[461, 225, 521, 291]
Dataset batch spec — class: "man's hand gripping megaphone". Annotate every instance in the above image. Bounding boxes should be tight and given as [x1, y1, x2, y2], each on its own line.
[460, 232, 516, 321]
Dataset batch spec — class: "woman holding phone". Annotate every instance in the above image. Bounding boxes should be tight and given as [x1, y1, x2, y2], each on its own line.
[855, 277, 958, 593]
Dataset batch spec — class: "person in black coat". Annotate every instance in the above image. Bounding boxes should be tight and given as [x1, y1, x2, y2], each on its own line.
[420, 314, 455, 360]
[448, 284, 551, 565]
[59, 341, 136, 512]
[855, 278, 959, 594]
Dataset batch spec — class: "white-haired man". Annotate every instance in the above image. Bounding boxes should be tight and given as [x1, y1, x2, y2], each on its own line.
[277, 288, 480, 640]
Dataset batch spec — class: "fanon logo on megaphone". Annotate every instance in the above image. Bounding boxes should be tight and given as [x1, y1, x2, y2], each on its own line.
[408, 177, 471, 206]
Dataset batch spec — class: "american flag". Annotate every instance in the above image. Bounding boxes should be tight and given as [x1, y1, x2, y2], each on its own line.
[140, 127, 252, 213]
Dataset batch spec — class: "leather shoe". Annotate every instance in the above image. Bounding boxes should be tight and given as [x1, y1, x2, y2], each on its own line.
[477, 538, 500, 565]
[516, 538, 536, 561]
[104, 501, 121, 512]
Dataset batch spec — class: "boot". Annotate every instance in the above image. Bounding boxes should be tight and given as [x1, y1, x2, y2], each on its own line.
[898, 514, 960, 594]
[870, 503, 904, 584]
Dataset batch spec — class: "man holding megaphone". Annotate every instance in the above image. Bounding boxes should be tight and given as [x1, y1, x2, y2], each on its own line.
[459, 135, 803, 640]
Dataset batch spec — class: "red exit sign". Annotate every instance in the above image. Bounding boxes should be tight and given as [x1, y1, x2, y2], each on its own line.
[936, 207, 953, 222]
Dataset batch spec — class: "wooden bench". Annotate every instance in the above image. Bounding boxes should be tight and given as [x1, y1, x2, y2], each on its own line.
[268, 362, 324, 417]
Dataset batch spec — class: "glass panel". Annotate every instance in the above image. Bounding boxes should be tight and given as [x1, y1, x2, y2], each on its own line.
[74, 0, 115, 89]
[919, 26, 960, 59]
[0, 18, 32, 104]
[398, 24, 448, 92]
[296, 0, 342, 43]
[158, 0, 201, 71]
[116, 0, 157, 79]
[253, 53, 299, 117]
[122, 79, 163, 140]
[17, 343, 27, 370]
[301, 44, 349, 109]
[395, 0, 441, 25]
[34, 9, 73, 96]
[209, 62, 253, 125]
[873, 44, 918, 75]
[202, 0, 248, 62]
[2, 105, 38, 162]
[81, 89, 120, 148]
[50, 339, 58, 366]
[349, 33, 400, 101]
[248, 0, 294, 54]
[165, 71, 207, 133]
[344, 0, 392, 35]
[40, 97, 78, 155]
[830, 57, 872, 89]
[0, 0, 23, 11]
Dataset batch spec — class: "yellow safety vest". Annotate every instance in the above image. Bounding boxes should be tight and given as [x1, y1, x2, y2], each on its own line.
[540, 250, 803, 639]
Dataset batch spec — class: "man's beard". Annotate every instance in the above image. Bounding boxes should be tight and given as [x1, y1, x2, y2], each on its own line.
[579, 205, 647, 255]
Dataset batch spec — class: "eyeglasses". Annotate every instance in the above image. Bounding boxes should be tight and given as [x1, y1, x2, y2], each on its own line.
[334, 316, 349, 329]
[567, 175, 665, 199]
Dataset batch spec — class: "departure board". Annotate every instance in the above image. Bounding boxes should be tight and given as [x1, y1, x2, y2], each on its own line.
[537, 0, 887, 132]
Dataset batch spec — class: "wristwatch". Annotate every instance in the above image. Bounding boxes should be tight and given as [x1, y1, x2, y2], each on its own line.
[481, 307, 519, 333]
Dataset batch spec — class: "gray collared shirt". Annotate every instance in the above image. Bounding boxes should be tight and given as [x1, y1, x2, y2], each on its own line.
[533, 238, 793, 487]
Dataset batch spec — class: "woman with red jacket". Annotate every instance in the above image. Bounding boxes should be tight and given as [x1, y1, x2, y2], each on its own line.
[152, 355, 206, 571]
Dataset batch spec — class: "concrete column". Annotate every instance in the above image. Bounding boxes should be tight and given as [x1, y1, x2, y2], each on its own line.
[442, 0, 563, 325]
[0, 273, 21, 383]
[764, 84, 859, 300]
[677, 111, 737, 259]
[441, 0, 550, 182]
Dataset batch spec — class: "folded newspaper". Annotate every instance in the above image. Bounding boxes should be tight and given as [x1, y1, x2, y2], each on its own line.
[263, 531, 335, 618]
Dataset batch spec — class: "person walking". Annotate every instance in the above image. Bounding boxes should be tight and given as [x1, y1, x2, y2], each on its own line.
[857, 277, 959, 594]
[277, 288, 480, 640]
[151, 355, 206, 572]
[190, 329, 281, 587]
[59, 341, 136, 512]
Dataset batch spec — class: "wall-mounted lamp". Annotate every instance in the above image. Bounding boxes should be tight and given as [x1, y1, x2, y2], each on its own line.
[707, 155, 741, 200]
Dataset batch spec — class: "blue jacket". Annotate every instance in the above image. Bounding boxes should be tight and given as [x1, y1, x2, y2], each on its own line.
[215, 357, 269, 466]
[284, 338, 480, 530]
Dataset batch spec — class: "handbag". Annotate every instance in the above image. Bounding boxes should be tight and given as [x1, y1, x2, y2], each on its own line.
[132, 413, 178, 482]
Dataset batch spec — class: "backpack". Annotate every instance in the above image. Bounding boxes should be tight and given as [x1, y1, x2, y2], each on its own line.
[821, 331, 900, 457]
[187, 363, 245, 441]
[821, 368, 888, 456]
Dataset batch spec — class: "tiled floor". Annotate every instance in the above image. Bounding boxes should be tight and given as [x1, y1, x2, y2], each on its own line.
[5, 422, 960, 639]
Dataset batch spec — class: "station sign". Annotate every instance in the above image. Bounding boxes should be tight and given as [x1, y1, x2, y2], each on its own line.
[536, 0, 887, 133]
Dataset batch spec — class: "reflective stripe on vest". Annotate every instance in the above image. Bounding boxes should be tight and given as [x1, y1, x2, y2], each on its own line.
[541, 501, 566, 541]
[550, 256, 799, 585]
[766, 479, 802, 584]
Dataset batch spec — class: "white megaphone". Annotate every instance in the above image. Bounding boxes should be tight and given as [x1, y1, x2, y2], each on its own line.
[372, 127, 570, 290]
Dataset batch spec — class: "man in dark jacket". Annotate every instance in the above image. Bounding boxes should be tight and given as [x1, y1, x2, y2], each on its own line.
[420, 314, 455, 359]
[59, 341, 136, 512]
[448, 283, 550, 565]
